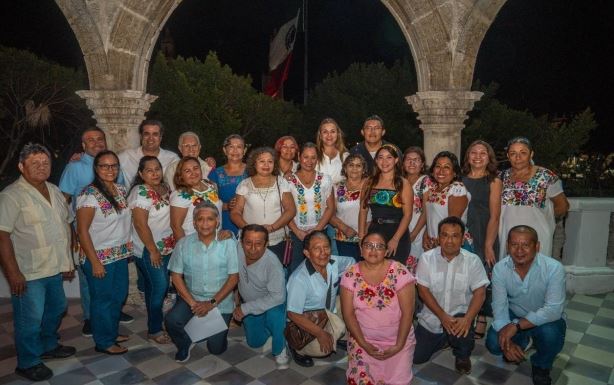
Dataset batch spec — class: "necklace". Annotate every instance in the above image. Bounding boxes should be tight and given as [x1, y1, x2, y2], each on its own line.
[254, 179, 271, 218]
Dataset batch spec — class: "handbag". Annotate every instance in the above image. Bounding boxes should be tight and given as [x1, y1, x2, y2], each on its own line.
[284, 309, 329, 350]
[276, 179, 293, 266]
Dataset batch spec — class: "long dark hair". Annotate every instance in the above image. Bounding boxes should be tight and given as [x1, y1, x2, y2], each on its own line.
[429, 151, 463, 185]
[129, 156, 163, 194]
[462, 140, 498, 182]
[92, 150, 123, 212]
[362, 144, 404, 209]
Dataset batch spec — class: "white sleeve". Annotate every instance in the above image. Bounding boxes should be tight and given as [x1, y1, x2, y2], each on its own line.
[449, 182, 468, 197]
[235, 179, 250, 196]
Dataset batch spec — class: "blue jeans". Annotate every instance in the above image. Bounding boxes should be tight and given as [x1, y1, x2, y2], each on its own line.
[485, 311, 566, 369]
[326, 226, 338, 256]
[242, 303, 286, 355]
[76, 264, 90, 320]
[165, 296, 232, 355]
[413, 313, 475, 364]
[134, 249, 170, 335]
[11, 273, 67, 369]
[82, 258, 128, 350]
[336, 240, 360, 261]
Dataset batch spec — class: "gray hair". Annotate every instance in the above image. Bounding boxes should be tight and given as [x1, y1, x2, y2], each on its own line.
[363, 114, 384, 128]
[192, 201, 219, 222]
[178, 131, 201, 147]
[19, 142, 51, 163]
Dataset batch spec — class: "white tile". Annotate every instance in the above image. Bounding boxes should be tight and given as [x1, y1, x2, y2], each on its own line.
[564, 329, 584, 344]
[586, 324, 614, 341]
[565, 309, 595, 323]
[572, 345, 614, 368]
[185, 355, 230, 378]
[46, 356, 83, 376]
[136, 354, 181, 378]
[235, 355, 277, 378]
[85, 355, 131, 377]
[556, 370, 608, 385]
[596, 307, 614, 320]
[570, 295, 604, 307]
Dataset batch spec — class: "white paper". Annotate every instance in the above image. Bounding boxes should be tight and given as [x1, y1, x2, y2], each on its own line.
[184, 307, 228, 342]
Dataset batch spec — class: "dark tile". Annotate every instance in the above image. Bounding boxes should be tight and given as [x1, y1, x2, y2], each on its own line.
[100, 367, 146, 385]
[601, 300, 614, 310]
[0, 344, 16, 360]
[566, 319, 590, 334]
[217, 343, 257, 365]
[60, 324, 84, 340]
[472, 361, 513, 384]
[124, 346, 163, 365]
[227, 326, 245, 338]
[585, 293, 608, 299]
[579, 334, 614, 353]
[153, 367, 201, 385]
[76, 346, 108, 365]
[202, 367, 254, 385]
[564, 356, 612, 383]
[415, 363, 461, 385]
[49, 367, 96, 385]
[590, 316, 614, 329]
[561, 341, 577, 356]
[566, 301, 600, 314]
[0, 373, 30, 385]
[258, 368, 307, 385]
[310, 366, 346, 385]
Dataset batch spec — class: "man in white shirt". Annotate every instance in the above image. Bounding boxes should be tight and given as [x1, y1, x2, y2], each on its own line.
[413, 216, 489, 375]
[163, 131, 215, 190]
[118, 120, 179, 187]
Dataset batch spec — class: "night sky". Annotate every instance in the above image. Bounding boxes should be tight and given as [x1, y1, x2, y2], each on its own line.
[1, 0, 613, 152]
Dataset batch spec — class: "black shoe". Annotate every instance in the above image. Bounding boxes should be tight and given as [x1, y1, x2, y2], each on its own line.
[455, 357, 472, 375]
[336, 339, 347, 351]
[41, 345, 77, 359]
[82, 319, 92, 337]
[289, 347, 314, 367]
[119, 311, 134, 324]
[15, 363, 53, 381]
[532, 365, 552, 385]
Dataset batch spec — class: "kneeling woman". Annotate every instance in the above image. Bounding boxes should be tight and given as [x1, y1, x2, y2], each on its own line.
[165, 202, 239, 362]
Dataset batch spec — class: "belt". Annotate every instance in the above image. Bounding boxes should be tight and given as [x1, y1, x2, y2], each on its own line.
[375, 218, 401, 224]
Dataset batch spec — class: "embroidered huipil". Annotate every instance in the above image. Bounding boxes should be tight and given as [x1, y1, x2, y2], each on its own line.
[128, 184, 175, 257]
[288, 172, 333, 232]
[170, 179, 222, 237]
[76, 184, 133, 265]
[334, 181, 370, 243]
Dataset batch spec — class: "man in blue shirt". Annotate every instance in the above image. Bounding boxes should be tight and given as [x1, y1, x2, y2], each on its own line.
[58, 127, 130, 337]
[486, 225, 566, 385]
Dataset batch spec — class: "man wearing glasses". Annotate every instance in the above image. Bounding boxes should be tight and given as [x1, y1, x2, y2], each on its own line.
[413, 216, 489, 375]
[164, 131, 216, 190]
[233, 224, 288, 369]
[349, 115, 391, 175]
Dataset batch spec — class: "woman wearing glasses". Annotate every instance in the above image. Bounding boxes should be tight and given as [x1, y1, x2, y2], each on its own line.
[341, 231, 416, 385]
[499, 137, 569, 258]
[76, 150, 132, 355]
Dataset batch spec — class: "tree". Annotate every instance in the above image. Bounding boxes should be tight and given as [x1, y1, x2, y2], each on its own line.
[302, 60, 421, 149]
[0, 46, 91, 181]
[147, 52, 302, 159]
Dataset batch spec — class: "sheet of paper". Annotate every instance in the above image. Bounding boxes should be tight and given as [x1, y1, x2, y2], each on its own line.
[184, 307, 228, 342]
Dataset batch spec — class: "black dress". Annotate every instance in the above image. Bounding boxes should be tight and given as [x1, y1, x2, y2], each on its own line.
[367, 188, 410, 264]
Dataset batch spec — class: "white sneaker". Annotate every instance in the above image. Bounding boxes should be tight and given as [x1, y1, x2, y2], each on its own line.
[163, 293, 176, 313]
[275, 347, 289, 370]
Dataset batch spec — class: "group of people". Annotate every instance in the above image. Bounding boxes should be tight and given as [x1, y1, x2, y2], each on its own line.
[0, 115, 569, 385]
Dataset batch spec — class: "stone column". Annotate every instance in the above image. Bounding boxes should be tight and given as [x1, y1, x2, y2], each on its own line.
[77, 90, 158, 152]
[406, 90, 483, 163]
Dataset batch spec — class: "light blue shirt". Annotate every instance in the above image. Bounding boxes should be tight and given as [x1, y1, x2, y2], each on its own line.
[59, 153, 126, 211]
[491, 252, 566, 331]
[168, 234, 239, 314]
[286, 255, 354, 314]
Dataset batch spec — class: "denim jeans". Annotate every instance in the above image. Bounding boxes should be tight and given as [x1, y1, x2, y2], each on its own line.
[165, 296, 232, 355]
[76, 264, 91, 320]
[242, 303, 286, 355]
[336, 240, 360, 261]
[11, 273, 67, 369]
[82, 258, 128, 350]
[134, 249, 170, 335]
[485, 311, 566, 369]
[413, 313, 475, 364]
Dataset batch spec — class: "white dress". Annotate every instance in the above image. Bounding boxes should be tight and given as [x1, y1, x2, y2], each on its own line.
[316, 152, 349, 184]
[287, 172, 333, 232]
[425, 181, 471, 239]
[407, 175, 433, 270]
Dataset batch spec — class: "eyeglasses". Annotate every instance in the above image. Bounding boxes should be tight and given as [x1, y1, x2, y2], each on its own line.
[181, 144, 200, 149]
[362, 242, 386, 251]
[97, 163, 119, 171]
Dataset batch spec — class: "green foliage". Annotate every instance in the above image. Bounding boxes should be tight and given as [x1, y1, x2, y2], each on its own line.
[148, 52, 302, 159]
[0, 46, 90, 183]
[302, 60, 421, 149]
[464, 83, 596, 171]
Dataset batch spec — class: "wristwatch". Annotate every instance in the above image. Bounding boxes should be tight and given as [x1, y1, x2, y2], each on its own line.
[512, 318, 522, 332]
[209, 298, 217, 306]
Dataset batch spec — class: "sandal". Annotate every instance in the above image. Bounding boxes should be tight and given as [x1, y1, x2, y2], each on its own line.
[474, 317, 488, 339]
[95, 344, 128, 355]
[116, 335, 130, 343]
[148, 333, 172, 344]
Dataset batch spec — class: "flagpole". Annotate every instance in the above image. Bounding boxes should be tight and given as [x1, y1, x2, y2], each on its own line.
[303, 0, 308, 104]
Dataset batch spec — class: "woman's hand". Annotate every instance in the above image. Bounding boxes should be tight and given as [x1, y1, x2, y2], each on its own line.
[92, 261, 106, 279]
[149, 249, 163, 268]
[227, 196, 237, 211]
[342, 224, 357, 239]
[387, 237, 400, 257]
[379, 343, 403, 360]
[422, 234, 437, 251]
[361, 341, 384, 359]
[218, 230, 233, 240]
[295, 229, 309, 241]
[484, 246, 496, 268]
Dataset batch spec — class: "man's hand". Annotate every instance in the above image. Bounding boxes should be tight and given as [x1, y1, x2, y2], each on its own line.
[8, 270, 27, 296]
[503, 341, 525, 363]
[440, 314, 457, 335]
[316, 329, 334, 354]
[498, 323, 518, 350]
[191, 301, 214, 317]
[62, 270, 75, 281]
[451, 315, 472, 338]
[232, 306, 245, 322]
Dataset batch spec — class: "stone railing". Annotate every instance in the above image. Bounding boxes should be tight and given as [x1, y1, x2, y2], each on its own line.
[2, 197, 614, 297]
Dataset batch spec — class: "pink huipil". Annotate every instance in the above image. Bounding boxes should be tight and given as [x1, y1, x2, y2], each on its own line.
[341, 260, 416, 385]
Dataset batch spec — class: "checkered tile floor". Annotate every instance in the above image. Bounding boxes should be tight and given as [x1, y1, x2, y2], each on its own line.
[0, 292, 613, 385]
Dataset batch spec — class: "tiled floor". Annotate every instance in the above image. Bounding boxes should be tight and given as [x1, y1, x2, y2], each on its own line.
[0, 292, 613, 385]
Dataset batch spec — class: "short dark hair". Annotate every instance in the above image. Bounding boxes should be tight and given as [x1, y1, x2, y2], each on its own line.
[303, 230, 330, 251]
[81, 127, 105, 142]
[19, 142, 51, 164]
[361, 231, 388, 245]
[245, 147, 279, 177]
[241, 224, 269, 244]
[508, 225, 539, 243]
[363, 114, 384, 128]
[437, 216, 466, 236]
[138, 119, 164, 136]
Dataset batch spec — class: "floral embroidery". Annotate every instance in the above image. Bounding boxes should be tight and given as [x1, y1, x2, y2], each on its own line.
[335, 181, 361, 242]
[405, 255, 418, 274]
[344, 262, 408, 310]
[369, 189, 401, 208]
[347, 338, 384, 385]
[137, 184, 169, 210]
[290, 172, 324, 226]
[426, 181, 464, 207]
[213, 167, 247, 188]
[501, 168, 559, 209]
[156, 234, 176, 255]
[178, 180, 220, 206]
[80, 241, 133, 265]
[412, 175, 434, 215]
[79, 184, 128, 217]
